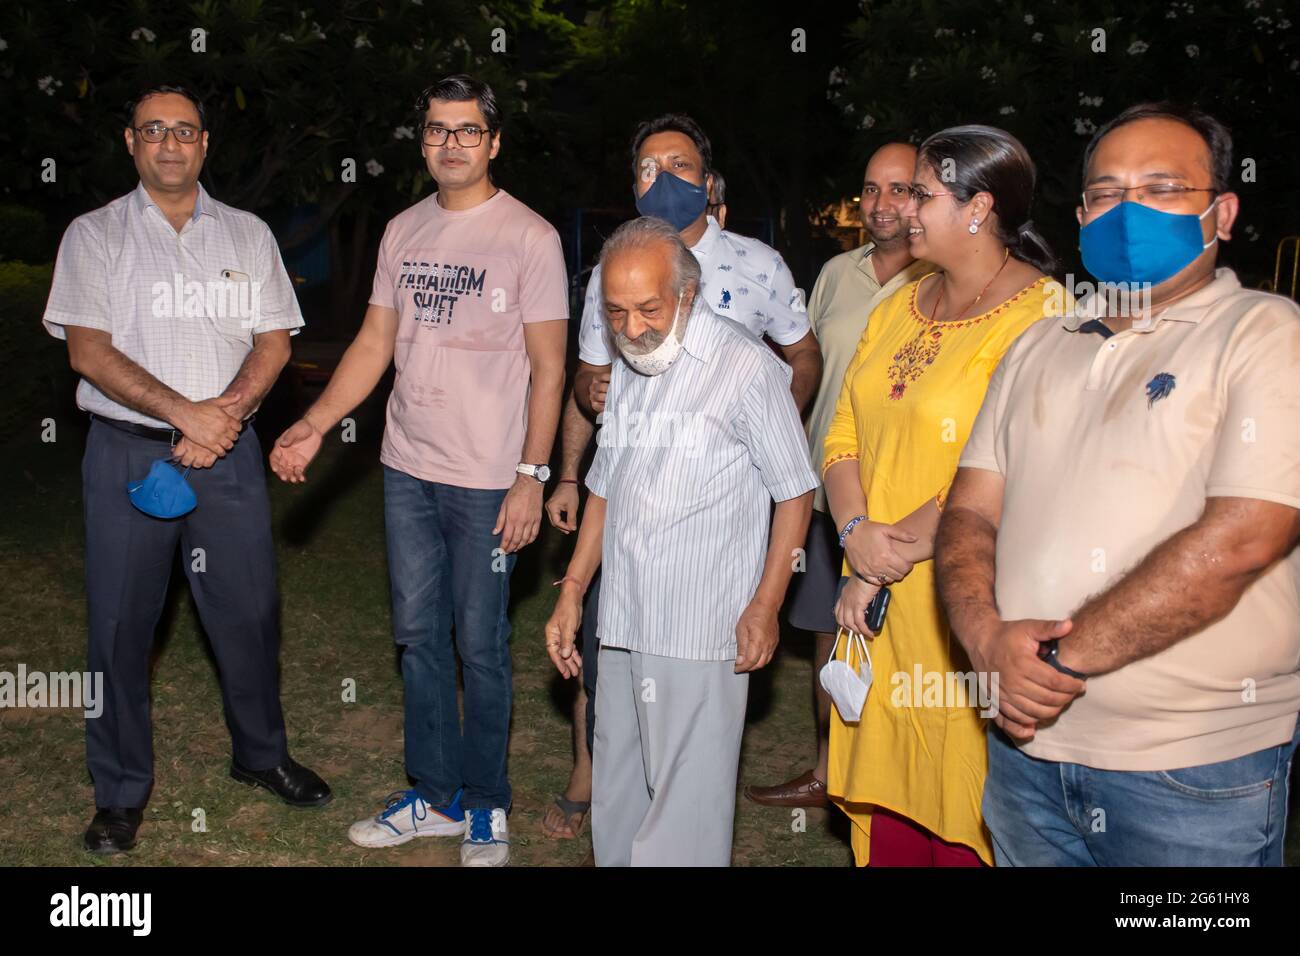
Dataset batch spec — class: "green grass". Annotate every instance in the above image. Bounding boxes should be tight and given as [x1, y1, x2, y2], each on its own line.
[0, 409, 851, 867]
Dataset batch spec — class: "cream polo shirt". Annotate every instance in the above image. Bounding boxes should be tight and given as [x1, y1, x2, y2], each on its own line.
[961, 268, 1300, 771]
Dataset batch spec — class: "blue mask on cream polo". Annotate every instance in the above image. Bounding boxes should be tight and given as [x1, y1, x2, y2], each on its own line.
[127, 459, 197, 519]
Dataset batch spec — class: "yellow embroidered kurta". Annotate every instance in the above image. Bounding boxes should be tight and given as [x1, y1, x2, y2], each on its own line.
[822, 274, 1061, 866]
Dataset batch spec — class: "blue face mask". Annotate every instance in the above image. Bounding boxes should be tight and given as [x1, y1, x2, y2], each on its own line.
[1080, 199, 1218, 286]
[127, 459, 197, 519]
[635, 171, 709, 231]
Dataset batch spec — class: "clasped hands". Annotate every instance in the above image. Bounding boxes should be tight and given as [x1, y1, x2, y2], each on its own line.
[171, 394, 245, 468]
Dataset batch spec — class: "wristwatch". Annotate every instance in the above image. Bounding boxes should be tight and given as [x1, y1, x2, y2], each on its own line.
[516, 463, 551, 483]
[1038, 638, 1088, 681]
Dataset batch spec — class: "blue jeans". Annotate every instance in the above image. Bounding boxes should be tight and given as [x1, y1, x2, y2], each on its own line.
[383, 466, 516, 810]
[983, 720, 1300, 866]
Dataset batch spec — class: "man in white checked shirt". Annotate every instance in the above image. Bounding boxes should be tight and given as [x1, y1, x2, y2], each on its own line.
[544, 217, 816, 866]
[41, 86, 330, 855]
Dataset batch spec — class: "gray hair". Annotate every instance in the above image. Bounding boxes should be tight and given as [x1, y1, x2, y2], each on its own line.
[598, 216, 702, 299]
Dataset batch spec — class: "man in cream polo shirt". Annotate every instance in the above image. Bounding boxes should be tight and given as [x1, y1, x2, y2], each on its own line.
[937, 102, 1300, 866]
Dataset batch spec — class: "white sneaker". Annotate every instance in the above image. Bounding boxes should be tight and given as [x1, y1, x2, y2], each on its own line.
[348, 788, 466, 848]
[460, 807, 510, 866]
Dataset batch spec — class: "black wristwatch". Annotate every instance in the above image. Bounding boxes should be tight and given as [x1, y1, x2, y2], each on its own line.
[1038, 638, 1088, 681]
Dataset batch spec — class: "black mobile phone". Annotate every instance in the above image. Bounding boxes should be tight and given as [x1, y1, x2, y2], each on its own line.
[866, 586, 891, 633]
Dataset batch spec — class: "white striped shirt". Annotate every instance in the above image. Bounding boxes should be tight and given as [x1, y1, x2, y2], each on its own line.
[586, 301, 818, 661]
[42, 182, 304, 427]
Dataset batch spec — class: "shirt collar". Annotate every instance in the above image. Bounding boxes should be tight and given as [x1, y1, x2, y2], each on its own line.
[855, 242, 879, 283]
[692, 215, 723, 257]
[1063, 268, 1241, 332]
[132, 181, 215, 223]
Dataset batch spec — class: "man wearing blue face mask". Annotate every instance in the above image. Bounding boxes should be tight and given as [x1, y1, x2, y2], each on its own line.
[936, 102, 1300, 866]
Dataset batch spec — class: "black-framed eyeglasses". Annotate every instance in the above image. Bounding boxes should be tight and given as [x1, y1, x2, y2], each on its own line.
[421, 124, 494, 147]
[132, 123, 202, 144]
[1081, 183, 1217, 213]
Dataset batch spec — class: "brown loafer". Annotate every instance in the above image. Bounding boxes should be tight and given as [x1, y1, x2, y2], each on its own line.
[744, 769, 829, 808]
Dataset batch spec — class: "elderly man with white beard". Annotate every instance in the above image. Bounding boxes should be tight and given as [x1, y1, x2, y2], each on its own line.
[542, 216, 817, 866]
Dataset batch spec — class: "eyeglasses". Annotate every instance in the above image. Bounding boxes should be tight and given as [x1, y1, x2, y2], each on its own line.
[1081, 183, 1217, 213]
[906, 187, 956, 205]
[421, 125, 494, 147]
[132, 123, 202, 144]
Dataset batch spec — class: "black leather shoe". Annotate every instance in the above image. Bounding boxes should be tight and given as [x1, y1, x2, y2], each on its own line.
[84, 807, 143, 854]
[231, 757, 332, 807]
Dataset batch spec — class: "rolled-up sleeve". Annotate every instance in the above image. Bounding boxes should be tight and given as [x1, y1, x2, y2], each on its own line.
[738, 355, 818, 502]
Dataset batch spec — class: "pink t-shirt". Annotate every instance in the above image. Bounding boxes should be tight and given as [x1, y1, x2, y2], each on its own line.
[369, 189, 568, 489]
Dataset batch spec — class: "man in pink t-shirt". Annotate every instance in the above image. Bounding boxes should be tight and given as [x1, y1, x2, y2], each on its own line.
[270, 75, 568, 866]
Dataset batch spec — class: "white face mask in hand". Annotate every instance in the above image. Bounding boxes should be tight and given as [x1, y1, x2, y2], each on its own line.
[819, 627, 873, 723]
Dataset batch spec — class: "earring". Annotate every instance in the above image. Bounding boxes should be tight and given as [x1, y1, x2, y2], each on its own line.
[968, 219, 980, 235]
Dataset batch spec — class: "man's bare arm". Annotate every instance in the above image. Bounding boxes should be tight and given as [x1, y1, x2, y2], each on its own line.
[519, 319, 567, 465]
[1061, 496, 1300, 676]
[752, 490, 814, 611]
[220, 330, 292, 420]
[573, 359, 611, 417]
[64, 326, 240, 453]
[557, 389, 596, 480]
[935, 467, 1006, 649]
[302, 304, 399, 433]
[66, 326, 196, 427]
[777, 331, 823, 416]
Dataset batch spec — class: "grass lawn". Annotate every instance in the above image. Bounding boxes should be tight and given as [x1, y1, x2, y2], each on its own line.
[0, 399, 852, 867]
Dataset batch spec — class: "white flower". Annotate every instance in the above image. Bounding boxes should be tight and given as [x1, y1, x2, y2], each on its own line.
[452, 36, 469, 50]
[1073, 117, 1097, 135]
[828, 66, 846, 86]
[860, 114, 876, 129]
[310, 22, 325, 40]
[843, 102, 855, 114]
[279, 33, 295, 43]
[413, 39, 424, 50]
[1127, 40, 1149, 54]
[999, 105, 1016, 115]
[393, 126, 415, 140]
[355, 33, 372, 48]
[130, 27, 156, 43]
[1077, 93, 1104, 107]
[1024, 13, 1034, 24]
[1185, 44, 1199, 57]
[979, 65, 996, 80]
[1032, 31, 1043, 42]
[365, 159, 384, 177]
[0, 36, 7, 51]
[37, 75, 62, 95]
[516, 78, 527, 92]
[908, 62, 918, 79]
[1290, 59, 1299, 71]
[934, 27, 955, 38]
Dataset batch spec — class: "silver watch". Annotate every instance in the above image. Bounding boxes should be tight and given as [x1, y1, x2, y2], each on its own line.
[516, 463, 551, 483]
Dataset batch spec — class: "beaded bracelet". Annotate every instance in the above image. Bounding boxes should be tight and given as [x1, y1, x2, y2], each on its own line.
[838, 515, 868, 547]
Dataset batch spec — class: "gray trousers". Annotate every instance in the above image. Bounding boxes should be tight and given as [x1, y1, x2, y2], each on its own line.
[591, 646, 749, 866]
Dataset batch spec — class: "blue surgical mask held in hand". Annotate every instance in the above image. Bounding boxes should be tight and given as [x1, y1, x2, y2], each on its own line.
[635, 171, 709, 232]
[1080, 198, 1219, 286]
[127, 458, 197, 519]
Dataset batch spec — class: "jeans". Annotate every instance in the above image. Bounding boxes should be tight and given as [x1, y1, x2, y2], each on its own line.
[982, 720, 1300, 866]
[383, 466, 516, 810]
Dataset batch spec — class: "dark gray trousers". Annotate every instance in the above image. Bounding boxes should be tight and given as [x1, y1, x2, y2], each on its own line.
[82, 418, 288, 808]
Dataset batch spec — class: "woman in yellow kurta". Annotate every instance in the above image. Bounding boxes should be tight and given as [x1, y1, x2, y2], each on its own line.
[821, 126, 1066, 866]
